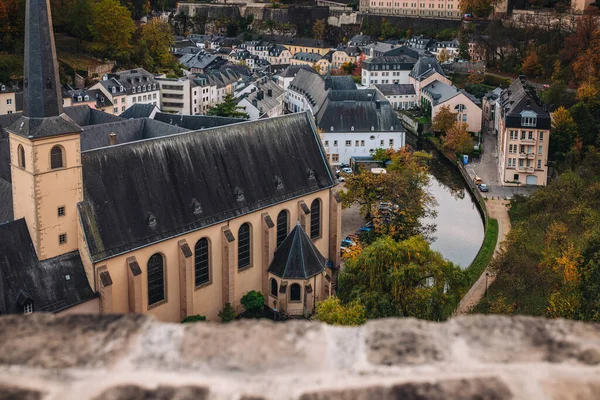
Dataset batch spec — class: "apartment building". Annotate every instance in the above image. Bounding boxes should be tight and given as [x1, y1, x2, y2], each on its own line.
[361, 55, 418, 86]
[90, 69, 161, 114]
[497, 77, 550, 186]
[362, 0, 463, 19]
[156, 77, 192, 115]
[420, 80, 482, 133]
[0, 83, 20, 115]
[290, 52, 331, 75]
[331, 46, 362, 69]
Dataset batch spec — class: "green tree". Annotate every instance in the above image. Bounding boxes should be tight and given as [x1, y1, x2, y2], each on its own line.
[569, 102, 596, 147]
[240, 290, 265, 317]
[380, 18, 397, 40]
[218, 303, 237, 323]
[65, 0, 94, 41]
[341, 61, 357, 75]
[550, 107, 578, 162]
[207, 94, 250, 119]
[338, 236, 467, 320]
[89, 0, 136, 59]
[314, 297, 366, 326]
[312, 19, 326, 40]
[137, 20, 175, 71]
[340, 148, 436, 242]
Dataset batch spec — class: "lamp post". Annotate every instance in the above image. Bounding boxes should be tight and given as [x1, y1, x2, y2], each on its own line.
[485, 272, 489, 298]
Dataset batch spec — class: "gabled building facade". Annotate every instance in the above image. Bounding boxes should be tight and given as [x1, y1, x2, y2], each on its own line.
[497, 76, 550, 186]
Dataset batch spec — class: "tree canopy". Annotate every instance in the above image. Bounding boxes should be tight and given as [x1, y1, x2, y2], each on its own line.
[207, 94, 250, 119]
[338, 236, 467, 320]
[314, 297, 366, 326]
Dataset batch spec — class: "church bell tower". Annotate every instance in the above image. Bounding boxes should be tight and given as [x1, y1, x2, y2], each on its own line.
[7, 0, 83, 260]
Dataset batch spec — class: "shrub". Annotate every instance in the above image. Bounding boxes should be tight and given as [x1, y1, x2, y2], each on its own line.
[218, 303, 237, 323]
[181, 315, 206, 323]
[240, 290, 265, 317]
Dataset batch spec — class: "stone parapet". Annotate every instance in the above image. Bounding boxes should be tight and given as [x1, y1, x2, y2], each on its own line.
[0, 314, 599, 399]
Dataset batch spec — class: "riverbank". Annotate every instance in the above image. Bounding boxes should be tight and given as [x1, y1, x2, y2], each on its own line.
[454, 200, 511, 315]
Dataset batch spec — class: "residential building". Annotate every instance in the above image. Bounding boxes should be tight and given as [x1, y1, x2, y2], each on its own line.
[482, 87, 503, 135]
[348, 34, 374, 47]
[409, 55, 452, 99]
[316, 90, 406, 165]
[237, 79, 284, 120]
[361, 54, 418, 86]
[262, 36, 332, 57]
[371, 84, 417, 110]
[285, 71, 356, 114]
[497, 76, 550, 186]
[0, 83, 20, 115]
[0, 0, 341, 320]
[90, 68, 161, 114]
[434, 39, 460, 61]
[277, 65, 319, 90]
[267, 44, 292, 65]
[359, 0, 464, 19]
[156, 77, 192, 115]
[361, 43, 418, 59]
[420, 80, 482, 133]
[66, 89, 97, 109]
[179, 52, 226, 73]
[331, 46, 362, 69]
[291, 52, 331, 75]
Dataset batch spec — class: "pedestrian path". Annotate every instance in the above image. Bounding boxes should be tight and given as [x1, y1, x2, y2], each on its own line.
[454, 199, 511, 315]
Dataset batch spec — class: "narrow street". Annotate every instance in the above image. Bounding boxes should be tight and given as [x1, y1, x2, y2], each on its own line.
[454, 199, 511, 315]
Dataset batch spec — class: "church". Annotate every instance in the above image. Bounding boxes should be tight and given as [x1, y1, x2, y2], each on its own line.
[0, 0, 341, 321]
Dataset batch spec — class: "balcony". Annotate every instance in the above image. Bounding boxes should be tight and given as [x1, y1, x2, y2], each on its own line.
[518, 153, 527, 159]
[527, 153, 536, 160]
[520, 137, 536, 143]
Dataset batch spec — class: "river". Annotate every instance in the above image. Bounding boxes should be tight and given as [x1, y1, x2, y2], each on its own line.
[419, 140, 485, 269]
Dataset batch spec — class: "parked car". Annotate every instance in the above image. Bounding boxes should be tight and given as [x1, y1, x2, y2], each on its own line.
[341, 238, 356, 248]
[478, 183, 489, 192]
[341, 167, 353, 174]
[359, 221, 374, 233]
[473, 175, 482, 185]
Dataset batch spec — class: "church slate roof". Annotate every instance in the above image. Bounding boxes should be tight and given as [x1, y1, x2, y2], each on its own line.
[267, 223, 327, 279]
[80, 118, 188, 150]
[153, 112, 242, 130]
[325, 75, 357, 91]
[0, 178, 13, 223]
[0, 219, 96, 314]
[119, 103, 157, 119]
[500, 76, 550, 129]
[79, 112, 335, 261]
[373, 84, 416, 96]
[7, 114, 83, 139]
[278, 65, 317, 78]
[63, 106, 124, 126]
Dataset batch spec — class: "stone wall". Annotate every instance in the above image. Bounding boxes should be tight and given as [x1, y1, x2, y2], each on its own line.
[1, 314, 600, 399]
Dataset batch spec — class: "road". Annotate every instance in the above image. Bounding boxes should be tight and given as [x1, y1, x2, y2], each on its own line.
[454, 199, 511, 315]
[465, 129, 537, 199]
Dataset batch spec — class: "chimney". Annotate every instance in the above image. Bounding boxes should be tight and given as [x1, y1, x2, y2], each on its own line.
[252, 99, 258, 108]
[267, 89, 272, 97]
[109, 132, 117, 146]
[257, 91, 264, 100]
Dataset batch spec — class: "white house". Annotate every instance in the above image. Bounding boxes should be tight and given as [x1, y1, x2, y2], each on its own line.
[316, 90, 406, 166]
[237, 79, 284, 121]
[371, 84, 417, 110]
[90, 69, 161, 115]
[361, 55, 418, 86]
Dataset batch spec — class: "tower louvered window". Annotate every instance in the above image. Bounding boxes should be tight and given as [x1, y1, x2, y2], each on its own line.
[147, 253, 165, 306]
[194, 238, 210, 286]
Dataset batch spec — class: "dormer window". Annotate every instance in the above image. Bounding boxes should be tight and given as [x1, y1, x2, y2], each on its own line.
[24, 303, 33, 314]
[153, 84, 156, 90]
[132, 87, 136, 94]
[143, 85, 147, 92]
[138, 86, 141, 92]
[521, 111, 537, 127]
[120, 86, 124, 92]
[84, 95, 89, 101]
[77, 96, 83, 102]
[111, 87, 116, 94]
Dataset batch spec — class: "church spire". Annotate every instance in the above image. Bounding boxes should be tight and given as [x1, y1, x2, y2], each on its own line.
[23, 0, 63, 118]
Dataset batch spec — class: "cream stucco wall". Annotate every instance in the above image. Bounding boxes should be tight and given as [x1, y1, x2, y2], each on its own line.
[0, 92, 17, 115]
[92, 190, 333, 323]
[283, 45, 331, 56]
[411, 73, 452, 103]
[10, 132, 83, 260]
[433, 93, 482, 134]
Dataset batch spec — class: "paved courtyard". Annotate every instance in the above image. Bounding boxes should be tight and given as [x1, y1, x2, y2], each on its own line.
[465, 130, 538, 199]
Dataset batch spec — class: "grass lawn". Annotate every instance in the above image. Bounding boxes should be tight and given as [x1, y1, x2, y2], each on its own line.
[465, 218, 499, 284]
